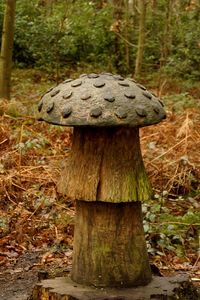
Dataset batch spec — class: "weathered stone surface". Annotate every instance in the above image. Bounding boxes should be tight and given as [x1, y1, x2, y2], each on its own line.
[32, 275, 199, 300]
[37, 73, 166, 127]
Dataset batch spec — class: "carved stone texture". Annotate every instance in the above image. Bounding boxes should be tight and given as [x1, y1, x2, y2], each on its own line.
[37, 73, 166, 127]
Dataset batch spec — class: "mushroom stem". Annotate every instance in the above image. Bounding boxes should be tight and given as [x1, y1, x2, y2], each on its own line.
[72, 200, 152, 287]
[58, 127, 152, 287]
[58, 127, 151, 203]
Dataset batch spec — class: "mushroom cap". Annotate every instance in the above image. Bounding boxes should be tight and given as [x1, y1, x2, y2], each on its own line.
[38, 73, 166, 127]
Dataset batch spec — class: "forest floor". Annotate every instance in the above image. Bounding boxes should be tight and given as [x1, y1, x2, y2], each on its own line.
[0, 69, 200, 299]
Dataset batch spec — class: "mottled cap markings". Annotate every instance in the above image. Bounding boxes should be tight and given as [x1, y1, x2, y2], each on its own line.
[127, 78, 137, 83]
[136, 106, 147, 118]
[81, 93, 91, 100]
[137, 84, 147, 91]
[118, 81, 130, 87]
[62, 106, 72, 118]
[113, 74, 124, 81]
[88, 73, 99, 79]
[90, 107, 102, 118]
[159, 100, 164, 107]
[143, 91, 152, 100]
[124, 91, 136, 99]
[153, 106, 160, 114]
[46, 102, 54, 113]
[46, 87, 54, 93]
[63, 79, 73, 84]
[63, 91, 73, 99]
[50, 89, 60, 97]
[38, 100, 43, 112]
[104, 92, 115, 102]
[151, 91, 157, 97]
[71, 80, 82, 87]
[38, 73, 166, 127]
[79, 74, 87, 78]
[115, 108, 127, 119]
[93, 80, 105, 88]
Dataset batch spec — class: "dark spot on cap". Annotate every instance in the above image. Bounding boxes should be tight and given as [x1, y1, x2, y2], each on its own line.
[90, 107, 102, 118]
[128, 78, 137, 83]
[62, 106, 72, 118]
[136, 106, 147, 117]
[46, 87, 54, 93]
[104, 93, 115, 102]
[50, 89, 60, 97]
[79, 74, 87, 78]
[63, 79, 73, 84]
[159, 100, 164, 107]
[137, 84, 146, 91]
[113, 75, 124, 81]
[124, 91, 136, 99]
[71, 80, 82, 87]
[46, 102, 54, 113]
[88, 73, 99, 78]
[151, 91, 157, 97]
[94, 80, 105, 88]
[115, 109, 127, 119]
[153, 106, 160, 114]
[38, 100, 43, 112]
[63, 91, 72, 99]
[143, 91, 152, 100]
[118, 81, 130, 87]
[162, 112, 167, 119]
[81, 93, 91, 100]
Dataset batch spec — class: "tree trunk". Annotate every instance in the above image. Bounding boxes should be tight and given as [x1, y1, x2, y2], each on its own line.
[112, 0, 124, 71]
[134, 0, 147, 78]
[32, 275, 199, 300]
[124, 0, 130, 72]
[152, 0, 157, 12]
[58, 127, 151, 203]
[72, 200, 151, 287]
[160, 0, 173, 67]
[0, 0, 16, 100]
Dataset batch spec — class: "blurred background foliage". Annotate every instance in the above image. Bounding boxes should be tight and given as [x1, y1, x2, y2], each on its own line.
[0, 0, 200, 81]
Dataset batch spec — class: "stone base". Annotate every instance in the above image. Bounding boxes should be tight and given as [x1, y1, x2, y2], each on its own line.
[31, 275, 199, 300]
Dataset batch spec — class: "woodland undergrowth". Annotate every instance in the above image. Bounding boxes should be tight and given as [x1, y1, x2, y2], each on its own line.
[0, 69, 199, 284]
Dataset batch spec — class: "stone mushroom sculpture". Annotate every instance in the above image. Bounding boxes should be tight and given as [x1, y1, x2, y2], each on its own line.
[38, 73, 166, 288]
